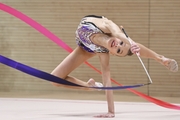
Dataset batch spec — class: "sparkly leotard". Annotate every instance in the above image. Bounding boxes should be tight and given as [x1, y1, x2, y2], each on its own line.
[75, 15, 109, 53]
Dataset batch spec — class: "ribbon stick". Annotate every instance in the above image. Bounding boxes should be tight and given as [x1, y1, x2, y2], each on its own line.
[0, 3, 180, 110]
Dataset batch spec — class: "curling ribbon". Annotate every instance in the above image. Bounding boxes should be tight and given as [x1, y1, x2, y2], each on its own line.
[0, 3, 180, 110]
[0, 55, 145, 90]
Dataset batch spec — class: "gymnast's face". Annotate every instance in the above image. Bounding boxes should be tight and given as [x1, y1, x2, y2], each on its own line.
[107, 37, 131, 57]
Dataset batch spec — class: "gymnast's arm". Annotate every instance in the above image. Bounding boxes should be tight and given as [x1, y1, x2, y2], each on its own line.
[97, 52, 115, 115]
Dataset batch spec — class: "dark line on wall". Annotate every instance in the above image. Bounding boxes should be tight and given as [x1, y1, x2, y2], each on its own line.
[147, 0, 151, 96]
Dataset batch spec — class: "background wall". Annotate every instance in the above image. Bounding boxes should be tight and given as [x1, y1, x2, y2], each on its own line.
[0, 0, 179, 99]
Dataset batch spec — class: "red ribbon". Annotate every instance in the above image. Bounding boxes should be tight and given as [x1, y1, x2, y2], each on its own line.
[0, 3, 179, 110]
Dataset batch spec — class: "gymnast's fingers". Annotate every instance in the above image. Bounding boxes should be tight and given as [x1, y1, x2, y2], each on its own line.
[130, 44, 140, 55]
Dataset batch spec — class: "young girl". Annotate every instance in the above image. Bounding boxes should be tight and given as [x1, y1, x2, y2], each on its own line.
[51, 15, 178, 118]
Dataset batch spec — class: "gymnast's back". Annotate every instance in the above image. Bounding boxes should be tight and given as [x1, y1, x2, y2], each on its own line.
[81, 15, 112, 34]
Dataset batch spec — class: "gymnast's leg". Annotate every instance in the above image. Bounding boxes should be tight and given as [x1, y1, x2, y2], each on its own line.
[51, 46, 97, 89]
[136, 43, 178, 72]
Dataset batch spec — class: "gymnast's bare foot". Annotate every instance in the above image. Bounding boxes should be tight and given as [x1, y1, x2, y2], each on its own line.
[87, 78, 103, 87]
[94, 112, 115, 118]
[160, 56, 178, 72]
[87, 78, 103, 90]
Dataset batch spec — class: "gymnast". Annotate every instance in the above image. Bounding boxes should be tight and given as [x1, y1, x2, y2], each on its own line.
[51, 15, 178, 118]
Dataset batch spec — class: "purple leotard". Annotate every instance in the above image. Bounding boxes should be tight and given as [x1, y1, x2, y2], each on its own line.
[75, 17, 109, 53]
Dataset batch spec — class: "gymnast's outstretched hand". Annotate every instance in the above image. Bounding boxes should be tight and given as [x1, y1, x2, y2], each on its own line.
[94, 112, 115, 118]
